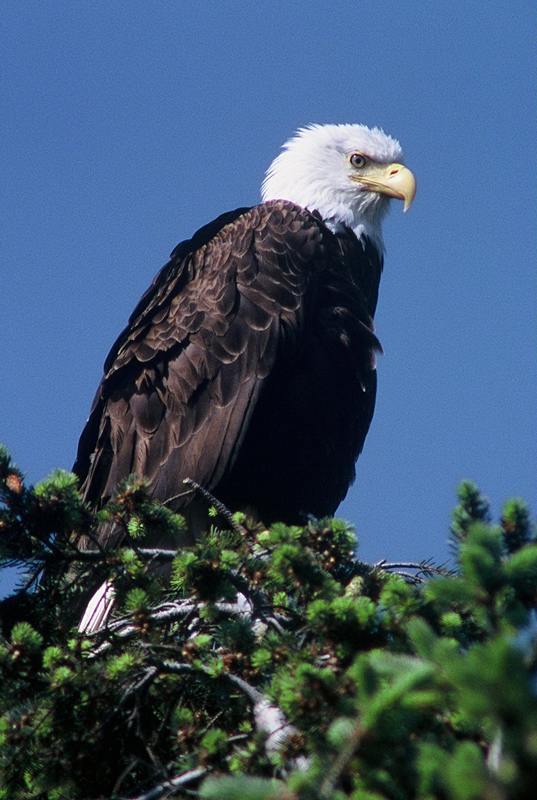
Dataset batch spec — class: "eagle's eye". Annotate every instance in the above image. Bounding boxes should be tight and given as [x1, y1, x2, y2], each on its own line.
[349, 153, 366, 169]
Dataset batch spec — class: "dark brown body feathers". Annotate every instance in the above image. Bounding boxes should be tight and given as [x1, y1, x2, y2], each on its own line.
[74, 201, 383, 537]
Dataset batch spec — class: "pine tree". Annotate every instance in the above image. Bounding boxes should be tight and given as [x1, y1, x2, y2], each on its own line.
[1, 444, 536, 799]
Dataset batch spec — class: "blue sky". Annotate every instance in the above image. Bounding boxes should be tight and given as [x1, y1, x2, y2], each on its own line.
[1, 1, 536, 592]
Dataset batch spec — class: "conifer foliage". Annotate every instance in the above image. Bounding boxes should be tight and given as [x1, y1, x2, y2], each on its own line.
[0, 443, 536, 799]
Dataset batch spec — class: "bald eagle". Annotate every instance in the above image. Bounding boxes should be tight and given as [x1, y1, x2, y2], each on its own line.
[74, 124, 415, 625]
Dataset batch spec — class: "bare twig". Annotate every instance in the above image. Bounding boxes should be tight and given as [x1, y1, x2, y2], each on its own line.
[74, 547, 180, 563]
[83, 593, 272, 644]
[122, 767, 208, 800]
[182, 478, 247, 536]
[373, 559, 454, 582]
[225, 673, 295, 754]
[225, 672, 264, 704]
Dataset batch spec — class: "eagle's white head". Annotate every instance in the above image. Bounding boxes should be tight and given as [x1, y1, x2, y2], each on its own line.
[261, 123, 416, 248]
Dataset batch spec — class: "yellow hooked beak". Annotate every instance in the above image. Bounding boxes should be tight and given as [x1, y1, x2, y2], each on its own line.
[356, 163, 416, 212]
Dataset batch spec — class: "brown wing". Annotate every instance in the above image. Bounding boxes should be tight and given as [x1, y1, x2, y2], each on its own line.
[73, 201, 330, 521]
